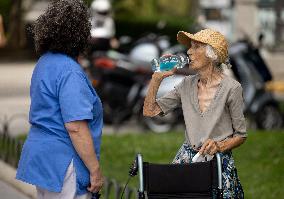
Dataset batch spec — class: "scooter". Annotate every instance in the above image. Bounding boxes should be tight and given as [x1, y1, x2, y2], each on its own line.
[229, 41, 283, 129]
[88, 50, 150, 126]
[140, 74, 185, 133]
[85, 32, 174, 133]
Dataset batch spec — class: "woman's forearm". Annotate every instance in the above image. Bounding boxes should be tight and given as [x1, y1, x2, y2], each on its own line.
[143, 76, 163, 117]
[65, 121, 100, 175]
[217, 136, 246, 153]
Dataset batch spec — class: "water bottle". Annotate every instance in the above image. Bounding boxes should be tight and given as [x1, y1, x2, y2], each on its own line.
[151, 54, 189, 72]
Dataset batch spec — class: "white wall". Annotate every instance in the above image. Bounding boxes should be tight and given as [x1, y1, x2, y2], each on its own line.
[234, 0, 258, 43]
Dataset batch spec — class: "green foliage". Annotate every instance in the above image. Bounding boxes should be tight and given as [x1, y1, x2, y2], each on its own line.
[83, 0, 93, 6]
[234, 131, 284, 198]
[115, 16, 193, 43]
[0, 0, 12, 27]
[113, 0, 191, 18]
[112, 0, 194, 41]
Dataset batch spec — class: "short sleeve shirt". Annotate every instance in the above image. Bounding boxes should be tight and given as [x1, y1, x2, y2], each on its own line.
[16, 52, 103, 195]
[157, 74, 247, 148]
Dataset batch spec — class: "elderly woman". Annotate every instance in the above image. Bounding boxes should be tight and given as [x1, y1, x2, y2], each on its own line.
[16, 1, 103, 199]
[143, 29, 247, 198]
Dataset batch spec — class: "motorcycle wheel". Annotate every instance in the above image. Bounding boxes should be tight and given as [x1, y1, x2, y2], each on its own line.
[256, 104, 283, 130]
[142, 112, 176, 133]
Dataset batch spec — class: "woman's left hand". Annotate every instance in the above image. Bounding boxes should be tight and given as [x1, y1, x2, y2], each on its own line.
[199, 139, 221, 156]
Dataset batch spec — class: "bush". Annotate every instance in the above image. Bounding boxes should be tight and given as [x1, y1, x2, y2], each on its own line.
[0, 0, 11, 29]
[114, 15, 194, 43]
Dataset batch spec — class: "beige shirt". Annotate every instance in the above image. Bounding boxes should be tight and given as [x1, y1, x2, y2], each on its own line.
[157, 74, 247, 148]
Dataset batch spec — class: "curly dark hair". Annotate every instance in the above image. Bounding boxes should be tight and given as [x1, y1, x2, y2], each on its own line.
[33, 0, 91, 58]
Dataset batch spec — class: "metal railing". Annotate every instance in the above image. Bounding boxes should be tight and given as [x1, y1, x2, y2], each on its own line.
[0, 132, 23, 167]
[0, 114, 28, 167]
[0, 114, 138, 199]
[104, 178, 137, 199]
[0, 114, 29, 135]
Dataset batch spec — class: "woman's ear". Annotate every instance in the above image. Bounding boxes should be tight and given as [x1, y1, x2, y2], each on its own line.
[205, 45, 218, 61]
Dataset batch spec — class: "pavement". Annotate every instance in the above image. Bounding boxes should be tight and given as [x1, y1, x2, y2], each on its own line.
[0, 62, 33, 136]
[0, 61, 145, 136]
[0, 180, 31, 199]
[0, 160, 36, 199]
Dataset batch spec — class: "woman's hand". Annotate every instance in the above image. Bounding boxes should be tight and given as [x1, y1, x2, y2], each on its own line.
[66, 121, 104, 192]
[88, 167, 104, 193]
[152, 68, 177, 81]
[199, 139, 221, 156]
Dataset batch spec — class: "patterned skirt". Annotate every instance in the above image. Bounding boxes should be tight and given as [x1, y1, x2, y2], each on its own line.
[172, 142, 244, 199]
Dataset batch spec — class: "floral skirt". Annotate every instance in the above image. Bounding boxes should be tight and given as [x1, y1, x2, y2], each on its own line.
[172, 142, 244, 199]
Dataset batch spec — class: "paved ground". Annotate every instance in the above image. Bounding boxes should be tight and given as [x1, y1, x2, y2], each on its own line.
[0, 62, 33, 136]
[0, 61, 146, 136]
[0, 180, 31, 199]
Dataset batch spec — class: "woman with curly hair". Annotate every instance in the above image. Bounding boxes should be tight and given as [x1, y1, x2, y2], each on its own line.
[16, 1, 104, 198]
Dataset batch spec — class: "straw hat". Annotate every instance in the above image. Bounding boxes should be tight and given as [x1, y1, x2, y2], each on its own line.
[177, 29, 228, 64]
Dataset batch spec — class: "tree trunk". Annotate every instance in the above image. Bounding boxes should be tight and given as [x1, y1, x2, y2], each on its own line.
[0, 14, 7, 48]
[188, 0, 199, 18]
[7, 0, 25, 49]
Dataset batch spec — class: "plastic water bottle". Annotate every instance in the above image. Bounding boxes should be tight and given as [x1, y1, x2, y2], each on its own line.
[151, 55, 189, 72]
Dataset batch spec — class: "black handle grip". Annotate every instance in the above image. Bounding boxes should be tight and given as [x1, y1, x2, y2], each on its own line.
[91, 192, 101, 199]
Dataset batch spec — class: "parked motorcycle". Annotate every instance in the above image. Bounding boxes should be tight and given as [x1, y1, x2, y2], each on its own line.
[85, 32, 176, 133]
[88, 50, 150, 126]
[140, 74, 185, 133]
[88, 49, 183, 133]
[229, 41, 283, 129]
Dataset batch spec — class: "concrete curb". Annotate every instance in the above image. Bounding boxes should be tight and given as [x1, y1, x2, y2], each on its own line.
[0, 160, 36, 199]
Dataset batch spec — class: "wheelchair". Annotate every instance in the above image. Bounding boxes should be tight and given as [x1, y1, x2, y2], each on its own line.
[131, 153, 223, 199]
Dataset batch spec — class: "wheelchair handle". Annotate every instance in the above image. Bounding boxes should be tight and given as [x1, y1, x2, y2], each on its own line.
[216, 153, 223, 192]
[137, 154, 144, 193]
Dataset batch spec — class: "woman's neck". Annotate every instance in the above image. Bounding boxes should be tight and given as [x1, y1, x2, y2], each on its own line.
[198, 64, 223, 87]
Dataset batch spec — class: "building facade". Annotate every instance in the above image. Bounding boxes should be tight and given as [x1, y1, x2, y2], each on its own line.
[199, 0, 284, 50]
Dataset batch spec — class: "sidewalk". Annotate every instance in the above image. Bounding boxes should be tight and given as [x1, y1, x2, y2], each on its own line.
[0, 160, 37, 199]
[0, 61, 147, 136]
[0, 180, 31, 199]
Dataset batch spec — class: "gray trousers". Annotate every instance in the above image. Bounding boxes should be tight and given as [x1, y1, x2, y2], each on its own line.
[36, 160, 91, 199]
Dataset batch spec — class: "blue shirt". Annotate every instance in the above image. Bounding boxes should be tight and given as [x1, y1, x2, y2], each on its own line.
[16, 52, 103, 195]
